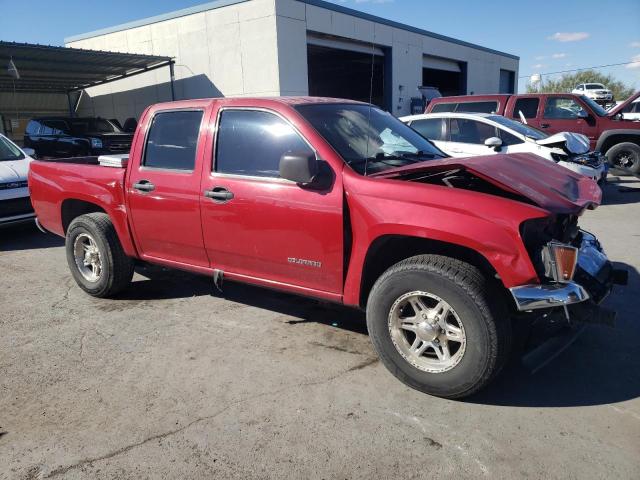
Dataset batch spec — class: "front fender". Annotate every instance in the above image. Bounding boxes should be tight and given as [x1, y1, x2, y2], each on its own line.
[342, 173, 549, 306]
[595, 129, 640, 152]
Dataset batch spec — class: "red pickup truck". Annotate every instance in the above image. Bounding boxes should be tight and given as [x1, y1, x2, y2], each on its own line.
[426, 91, 640, 173]
[29, 97, 625, 398]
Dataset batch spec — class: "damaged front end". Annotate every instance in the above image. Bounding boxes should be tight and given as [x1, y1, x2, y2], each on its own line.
[512, 219, 628, 371]
[538, 132, 607, 178]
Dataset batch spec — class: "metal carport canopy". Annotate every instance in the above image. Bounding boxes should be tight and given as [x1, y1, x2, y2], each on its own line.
[0, 41, 173, 94]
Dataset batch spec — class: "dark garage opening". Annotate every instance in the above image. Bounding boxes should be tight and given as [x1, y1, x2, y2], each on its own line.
[307, 44, 386, 109]
[422, 67, 465, 97]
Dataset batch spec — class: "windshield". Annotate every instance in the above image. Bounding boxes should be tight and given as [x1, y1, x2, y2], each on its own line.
[586, 84, 605, 90]
[487, 115, 547, 140]
[579, 96, 607, 116]
[295, 104, 447, 175]
[69, 118, 122, 135]
[0, 136, 25, 162]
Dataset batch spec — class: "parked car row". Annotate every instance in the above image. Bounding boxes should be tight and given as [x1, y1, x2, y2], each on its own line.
[424, 91, 640, 173]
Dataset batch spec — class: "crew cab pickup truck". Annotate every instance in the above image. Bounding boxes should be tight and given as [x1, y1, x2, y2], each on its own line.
[29, 97, 626, 399]
[426, 91, 640, 173]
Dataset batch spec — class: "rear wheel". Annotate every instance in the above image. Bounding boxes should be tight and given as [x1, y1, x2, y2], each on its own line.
[366, 255, 511, 399]
[65, 213, 134, 297]
[606, 142, 640, 174]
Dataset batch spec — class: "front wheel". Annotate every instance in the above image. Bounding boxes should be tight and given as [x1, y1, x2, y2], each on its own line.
[366, 255, 511, 399]
[65, 213, 134, 297]
[606, 142, 640, 174]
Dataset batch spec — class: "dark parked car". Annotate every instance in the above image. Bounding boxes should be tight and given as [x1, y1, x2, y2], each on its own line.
[24, 117, 133, 159]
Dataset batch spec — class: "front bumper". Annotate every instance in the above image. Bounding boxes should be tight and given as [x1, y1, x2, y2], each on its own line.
[510, 231, 626, 312]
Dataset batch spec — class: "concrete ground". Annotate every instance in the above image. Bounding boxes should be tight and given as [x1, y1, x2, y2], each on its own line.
[1, 175, 639, 480]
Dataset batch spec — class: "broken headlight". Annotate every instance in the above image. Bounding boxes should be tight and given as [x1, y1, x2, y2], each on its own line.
[541, 242, 578, 283]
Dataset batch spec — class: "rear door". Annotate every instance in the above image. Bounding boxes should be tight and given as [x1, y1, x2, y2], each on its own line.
[407, 117, 447, 152]
[508, 97, 541, 128]
[200, 107, 344, 295]
[126, 106, 210, 268]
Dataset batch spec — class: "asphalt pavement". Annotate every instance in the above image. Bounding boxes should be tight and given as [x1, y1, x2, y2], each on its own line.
[1, 174, 639, 479]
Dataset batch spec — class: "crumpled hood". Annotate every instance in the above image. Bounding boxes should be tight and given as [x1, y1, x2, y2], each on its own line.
[372, 152, 601, 214]
[0, 158, 31, 182]
[535, 132, 590, 154]
[608, 91, 640, 117]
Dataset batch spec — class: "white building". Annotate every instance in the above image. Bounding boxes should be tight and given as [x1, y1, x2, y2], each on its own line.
[65, 0, 519, 121]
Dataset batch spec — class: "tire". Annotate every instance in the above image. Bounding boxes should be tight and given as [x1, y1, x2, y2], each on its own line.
[366, 255, 511, 399]
[65, 212, 134, 297]
[606, 142, 640, 174]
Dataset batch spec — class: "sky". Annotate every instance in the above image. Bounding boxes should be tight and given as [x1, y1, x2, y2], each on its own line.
[1, 0, 639, 93]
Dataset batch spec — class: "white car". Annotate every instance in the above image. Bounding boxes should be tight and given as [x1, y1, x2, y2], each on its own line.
[572, 83, 613, 104]
[0, 134, 36, 226]
[400, 112, 607, 182]
[618, 98, 640, 121]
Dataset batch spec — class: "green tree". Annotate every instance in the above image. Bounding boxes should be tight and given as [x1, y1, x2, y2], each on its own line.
[526, 70, 635, 100]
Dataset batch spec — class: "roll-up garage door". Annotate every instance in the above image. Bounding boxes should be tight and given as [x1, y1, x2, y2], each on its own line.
[307, 34, 387, 108]
[422, 55, 465, 96]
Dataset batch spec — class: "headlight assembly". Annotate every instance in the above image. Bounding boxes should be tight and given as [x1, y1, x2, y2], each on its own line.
[542, 242, 578, 283]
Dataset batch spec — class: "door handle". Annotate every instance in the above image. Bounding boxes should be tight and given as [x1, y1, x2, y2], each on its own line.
[204, 187, 234, 202]
[133, 180, 155, 192]
[540, 123, 550, 128]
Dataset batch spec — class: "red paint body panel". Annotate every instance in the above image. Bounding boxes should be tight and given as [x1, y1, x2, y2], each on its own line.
[28, 161, 138, 257]
[28, 96, 600, 309]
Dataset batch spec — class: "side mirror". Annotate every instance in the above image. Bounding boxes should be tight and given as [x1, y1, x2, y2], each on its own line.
[577, 110, 588, 119]
[22, 147, 35, 157]
[279, 151, 318, 184]
[484, 137, 503, 151]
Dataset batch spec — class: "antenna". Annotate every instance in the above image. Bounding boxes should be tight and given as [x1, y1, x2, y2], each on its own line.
[364, 40, 375, 176]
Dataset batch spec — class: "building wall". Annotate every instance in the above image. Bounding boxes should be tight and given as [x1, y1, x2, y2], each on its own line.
[65, 0, 519, 120]
[274, 0, 519, 116]
[66, 0, 281, 121]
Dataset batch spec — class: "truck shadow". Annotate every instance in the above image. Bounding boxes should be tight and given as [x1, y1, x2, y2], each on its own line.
[602, 174, 640, 206]
[125, 265, 369, 334]
[0, 223, 64, 251]
[128, 262, 640, 407]
[466, 261, 640, 407]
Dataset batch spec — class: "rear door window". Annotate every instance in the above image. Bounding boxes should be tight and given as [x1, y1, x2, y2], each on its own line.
[430, 103, 456, 113]
[449, 119, 497, 144]
[25, 120, 42, 135]
[143, 110, 203, 171]
[40, 120, 69, 135]
[409, 118, 446, 141]
[215, 109, 313, 178]
[455, 101, 498, 114]
[512, 98, 539, 119]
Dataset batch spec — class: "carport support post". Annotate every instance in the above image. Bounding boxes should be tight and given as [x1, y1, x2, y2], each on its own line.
[169, 61, 176, 101]
[66, 91, 74, 117]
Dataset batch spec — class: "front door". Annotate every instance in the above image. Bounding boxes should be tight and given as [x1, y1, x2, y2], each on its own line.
[200, 107, 343, 294]
[127, 108, 210, 268]
[445, 118, 499, 157]
[540, 97, 593, 138]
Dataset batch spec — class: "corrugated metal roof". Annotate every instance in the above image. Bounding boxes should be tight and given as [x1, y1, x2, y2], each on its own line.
[0, 41, 172, 94]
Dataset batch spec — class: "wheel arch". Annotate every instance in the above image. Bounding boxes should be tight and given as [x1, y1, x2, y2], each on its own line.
[596, 130, 640, 153]
[60, 198, 138, 258]
[357, 234, 509, 309]
[61, 198, 106, 233]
